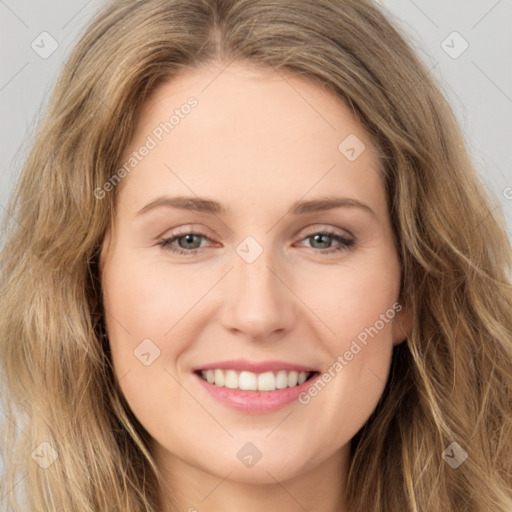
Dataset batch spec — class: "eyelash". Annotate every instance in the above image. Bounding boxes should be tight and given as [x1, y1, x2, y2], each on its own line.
[157, 229, 355, 256]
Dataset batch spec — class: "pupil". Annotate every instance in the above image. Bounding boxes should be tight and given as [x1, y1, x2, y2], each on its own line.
[180, 234, 200, 249]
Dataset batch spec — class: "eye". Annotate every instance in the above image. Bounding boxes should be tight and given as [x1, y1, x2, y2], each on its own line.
[294, 229, 355, 255]
[158, 228, 355, 257]
[158, 231, 212, 256]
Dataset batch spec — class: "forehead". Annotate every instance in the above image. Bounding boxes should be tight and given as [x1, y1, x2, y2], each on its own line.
[115, 61, 384, 218]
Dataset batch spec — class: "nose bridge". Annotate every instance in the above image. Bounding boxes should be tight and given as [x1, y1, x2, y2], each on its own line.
[220, 238, 296, 339]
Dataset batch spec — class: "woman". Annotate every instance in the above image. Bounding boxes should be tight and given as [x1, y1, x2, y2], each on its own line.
[1, 0, 511, 510]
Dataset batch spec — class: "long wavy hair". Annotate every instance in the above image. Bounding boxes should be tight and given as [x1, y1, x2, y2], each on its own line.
[1, 0, 511, 510]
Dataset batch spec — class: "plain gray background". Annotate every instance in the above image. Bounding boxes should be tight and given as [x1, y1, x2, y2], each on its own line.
[0, 0, 511, 506]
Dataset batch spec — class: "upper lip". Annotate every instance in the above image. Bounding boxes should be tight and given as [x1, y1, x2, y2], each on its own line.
[194, 358, 319, 373]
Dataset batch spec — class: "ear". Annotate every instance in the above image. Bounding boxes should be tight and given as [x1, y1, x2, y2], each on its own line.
[391, 301, 412, 346]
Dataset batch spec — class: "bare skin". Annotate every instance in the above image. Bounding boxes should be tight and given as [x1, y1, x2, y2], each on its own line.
[99, 60, 412, 512]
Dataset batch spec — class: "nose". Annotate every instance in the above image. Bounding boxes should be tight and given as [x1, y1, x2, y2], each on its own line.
[219, 248, 298, 342]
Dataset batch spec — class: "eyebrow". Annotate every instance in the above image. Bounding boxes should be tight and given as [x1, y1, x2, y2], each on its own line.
[136, 194, 377, 218]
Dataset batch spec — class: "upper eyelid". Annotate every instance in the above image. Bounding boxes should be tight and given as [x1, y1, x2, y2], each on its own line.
[298, 225, 354, 239]
[160, 223, 353, 239]
[158, 225, 215, 242]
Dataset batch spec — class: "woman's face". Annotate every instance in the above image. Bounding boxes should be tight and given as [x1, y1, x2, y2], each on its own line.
[100, 61, 411, 486]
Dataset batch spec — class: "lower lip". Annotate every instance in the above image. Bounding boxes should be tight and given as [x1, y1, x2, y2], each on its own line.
[194, 372, 320, 414]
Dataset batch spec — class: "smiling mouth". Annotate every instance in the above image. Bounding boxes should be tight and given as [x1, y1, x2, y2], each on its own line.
[195, 369, 320, 391]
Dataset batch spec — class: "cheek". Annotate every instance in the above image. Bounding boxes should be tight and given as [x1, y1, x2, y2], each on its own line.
[102, 252, 211, 360]
[101, 249, 226, 435]
[297, 246, 400, 431]
[306, 246, 401, 351]
[101, 254, 204, 441]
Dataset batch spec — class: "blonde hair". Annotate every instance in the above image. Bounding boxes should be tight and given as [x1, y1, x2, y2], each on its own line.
[1, 0, 511, 510]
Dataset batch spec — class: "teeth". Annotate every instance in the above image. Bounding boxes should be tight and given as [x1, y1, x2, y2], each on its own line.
[239, 371, 257, 390]
[199, 369, 312, 391]
[275, 370, 288, 389]
[214, 369, 224, 387]
[224, 369, 238, 389]
[258, 371, 275, 391]
[287, 371, 299, 387]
